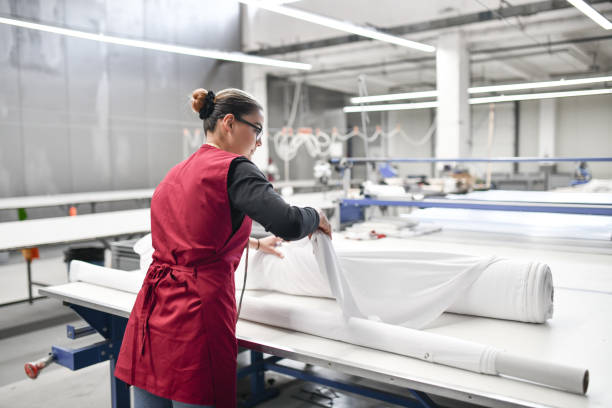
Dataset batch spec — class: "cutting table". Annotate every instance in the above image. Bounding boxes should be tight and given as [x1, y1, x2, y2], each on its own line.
[37, 230, 611, 408]
[0, 188, 154, 214]
[0, 209, 150, 306]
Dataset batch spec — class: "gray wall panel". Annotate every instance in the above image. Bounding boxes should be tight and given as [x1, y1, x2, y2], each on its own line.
[64, 0, 112, 192]
[0, 19, 25, 197]
[1, 0, 242, 199]
[16, 1, 72, 195]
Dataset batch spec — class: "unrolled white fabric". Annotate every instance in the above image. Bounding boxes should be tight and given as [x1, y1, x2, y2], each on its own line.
[137, 232, 553, 326]
[235, 234, 553, 327]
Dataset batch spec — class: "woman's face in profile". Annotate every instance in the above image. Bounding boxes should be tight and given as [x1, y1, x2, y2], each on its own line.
[232, 109, 264, 160]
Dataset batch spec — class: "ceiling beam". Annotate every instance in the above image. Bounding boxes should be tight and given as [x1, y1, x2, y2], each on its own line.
[246, 0, 609, 56]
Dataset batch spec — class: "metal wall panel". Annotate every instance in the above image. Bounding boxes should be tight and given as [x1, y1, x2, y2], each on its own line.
[15, 1, 72, 195]
[0, 0, 242, 198]
[0, 1, 25, 196]
[64, 0, 112, 192]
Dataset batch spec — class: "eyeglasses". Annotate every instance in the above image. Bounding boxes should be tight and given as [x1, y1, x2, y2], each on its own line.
[235, 115, 263, 142]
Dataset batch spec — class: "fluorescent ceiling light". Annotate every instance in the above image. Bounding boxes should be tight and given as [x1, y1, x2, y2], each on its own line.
[343, 88, 612, 112]
[343, 101, 439, 113]
[567, 0, 612, 30]
[470, 75, 612, 93]
[350, 75, 612, 103]
[0, 16, 311, 70]
[351, 90, 438, 104]
[469, 88, 612, 104]
[239, 0, 435, 53]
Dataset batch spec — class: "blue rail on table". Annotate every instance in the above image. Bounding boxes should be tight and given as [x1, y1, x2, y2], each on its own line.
[340, 198, 612, 216]
[330, 156, 612, 164]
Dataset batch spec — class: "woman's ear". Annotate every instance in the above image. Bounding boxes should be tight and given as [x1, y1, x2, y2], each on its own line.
[222, 113, 235, 132]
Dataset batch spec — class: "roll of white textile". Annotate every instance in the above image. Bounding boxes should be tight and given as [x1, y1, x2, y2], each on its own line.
[137, 231, 552, 325]
[447, 260, 553, 323]
[69, 260, 145, 293]
[239, 293, 588, 394]
[133, 233, 154, 272]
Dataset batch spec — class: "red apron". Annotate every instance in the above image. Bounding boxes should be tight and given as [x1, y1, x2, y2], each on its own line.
[115, 145, 252, 407]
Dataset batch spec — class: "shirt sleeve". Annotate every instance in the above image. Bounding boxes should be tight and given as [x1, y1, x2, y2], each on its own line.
[227, 157, 320, 241]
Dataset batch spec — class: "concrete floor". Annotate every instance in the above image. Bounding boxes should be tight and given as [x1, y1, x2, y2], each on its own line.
[0, 244, 476, 408]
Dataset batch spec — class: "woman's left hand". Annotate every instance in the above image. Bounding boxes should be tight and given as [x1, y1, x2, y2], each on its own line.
[257, 235, 284, 258]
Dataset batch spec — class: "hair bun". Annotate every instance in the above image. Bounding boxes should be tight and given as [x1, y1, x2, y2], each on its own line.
[199, 90, 216, 120]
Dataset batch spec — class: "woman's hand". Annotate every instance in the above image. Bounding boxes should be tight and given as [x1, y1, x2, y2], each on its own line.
[311, 209, 332, 239]
[255, 235, 284, 258]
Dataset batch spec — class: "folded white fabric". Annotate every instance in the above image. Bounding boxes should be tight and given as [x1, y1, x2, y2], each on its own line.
[362, 181, 408, 197]
[69, 260, 145, 293]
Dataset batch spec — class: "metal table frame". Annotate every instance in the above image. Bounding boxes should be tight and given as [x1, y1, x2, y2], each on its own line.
[42, 296, 441, 408]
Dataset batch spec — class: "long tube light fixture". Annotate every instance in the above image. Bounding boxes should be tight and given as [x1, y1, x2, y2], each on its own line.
[343, 88, 612, 112]
[0, 16, 311, 70]
[238, 0, 435, 53]
[566, 0, 612, 30]
[351, 75, 612, 103]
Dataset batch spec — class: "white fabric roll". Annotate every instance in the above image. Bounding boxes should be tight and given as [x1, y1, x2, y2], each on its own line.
[69, 260, 145, 293]
[133, 233, 154, 272]
[138, 232, 553, 326]
[239, 293, 500, 374]
[447, 260, 554, 323]
[239, 292, 587, 394]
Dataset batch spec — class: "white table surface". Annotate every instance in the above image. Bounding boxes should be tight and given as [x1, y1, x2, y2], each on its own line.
[39, 280, 610, 408]
[39, 230, 612, 408]
[0, 209, 150, 251]
[0, 189, 154, 211]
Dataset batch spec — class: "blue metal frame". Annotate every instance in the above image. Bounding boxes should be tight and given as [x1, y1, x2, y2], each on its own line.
[330, 156, 612, 164]
[237, 351, 438, 408]
[51, 304, 130, 408]
[340, 198, 612, 216]
[46, 302, 440, 408]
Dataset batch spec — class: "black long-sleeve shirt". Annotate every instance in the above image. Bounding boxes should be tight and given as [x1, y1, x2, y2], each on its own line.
[227, 157, 319, 240]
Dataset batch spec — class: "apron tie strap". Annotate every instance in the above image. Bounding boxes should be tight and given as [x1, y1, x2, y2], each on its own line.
[139, 264, 177, 356]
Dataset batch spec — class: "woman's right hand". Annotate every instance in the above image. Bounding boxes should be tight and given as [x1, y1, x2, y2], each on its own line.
[314, 209, 332, 239]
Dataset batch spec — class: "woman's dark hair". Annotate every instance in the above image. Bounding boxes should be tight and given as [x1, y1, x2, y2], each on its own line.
[191, 88, 262, 133]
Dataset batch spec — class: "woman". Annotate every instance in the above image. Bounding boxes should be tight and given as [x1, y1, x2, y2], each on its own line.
[115, 88, 332, 407]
